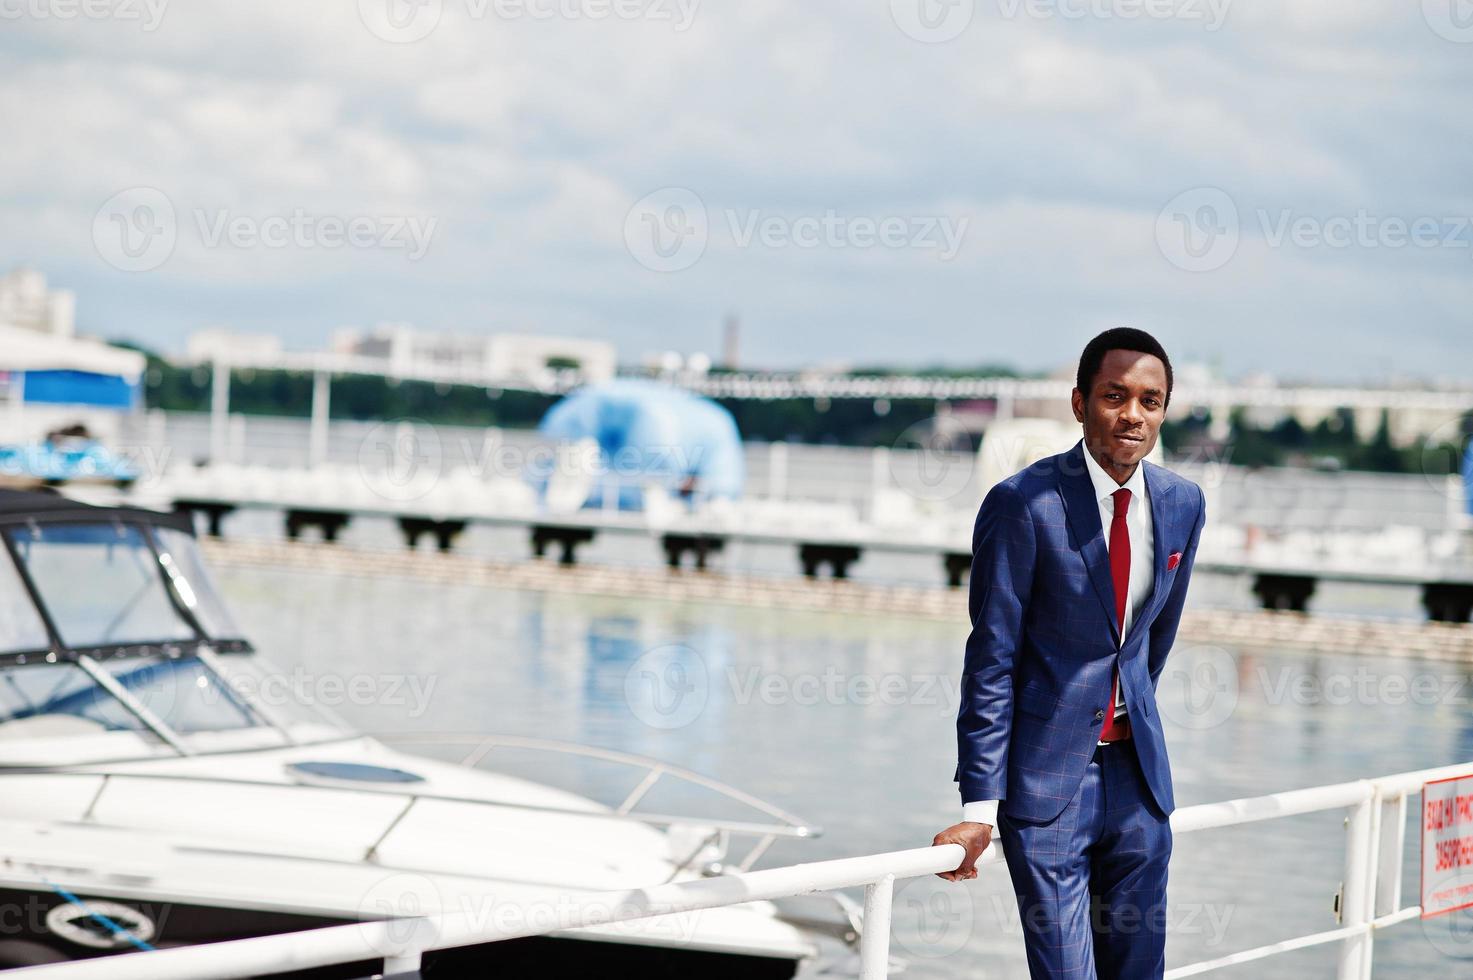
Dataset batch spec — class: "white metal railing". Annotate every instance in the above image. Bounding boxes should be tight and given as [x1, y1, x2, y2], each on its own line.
[11, 759, 1472, 979]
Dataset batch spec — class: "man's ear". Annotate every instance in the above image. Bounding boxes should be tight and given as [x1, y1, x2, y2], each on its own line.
[1070, 388, 1085, 423]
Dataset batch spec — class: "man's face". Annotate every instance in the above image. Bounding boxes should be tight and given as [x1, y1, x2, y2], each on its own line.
[1070, 348, 1169, 480]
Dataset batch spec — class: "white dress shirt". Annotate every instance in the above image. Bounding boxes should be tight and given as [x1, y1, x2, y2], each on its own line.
[962, 439, 1155, 828]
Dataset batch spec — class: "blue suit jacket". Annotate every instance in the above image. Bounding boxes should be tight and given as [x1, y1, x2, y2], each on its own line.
[954, 440, 1206, 823]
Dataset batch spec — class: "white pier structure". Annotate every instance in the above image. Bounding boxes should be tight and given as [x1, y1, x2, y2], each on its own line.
[182, 348, 1473, 469]
[96, 401, 1473, 622]
[11, 758, 1473, 979]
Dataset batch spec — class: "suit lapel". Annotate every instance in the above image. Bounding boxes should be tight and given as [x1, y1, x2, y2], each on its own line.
[1057, 443, 1178, 649]
[1122, 461, 1176, 650]
[1057, 442, 1123, 645]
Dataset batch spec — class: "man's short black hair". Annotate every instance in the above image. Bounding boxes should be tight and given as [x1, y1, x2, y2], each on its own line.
[1076, 328, 1173, 407]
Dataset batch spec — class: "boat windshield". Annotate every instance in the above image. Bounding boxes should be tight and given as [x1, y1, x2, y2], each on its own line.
[9, 523, 200, 648]
[0, 519, 350, 765]
[0, 652, 350, 766]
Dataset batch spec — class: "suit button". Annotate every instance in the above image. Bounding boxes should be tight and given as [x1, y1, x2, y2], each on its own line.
[1094, 709, 1105, 720]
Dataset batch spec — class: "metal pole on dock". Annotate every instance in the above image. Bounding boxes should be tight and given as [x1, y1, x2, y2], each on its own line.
[1335, 788, 1375, 979]
[768, 441, 788, 500]
[210, 355, 230, 465]
[310, 369, 331, 469]
[858, 873, 895, 979]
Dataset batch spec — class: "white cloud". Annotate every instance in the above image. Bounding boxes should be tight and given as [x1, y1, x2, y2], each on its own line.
[0, 0, 1466, 377]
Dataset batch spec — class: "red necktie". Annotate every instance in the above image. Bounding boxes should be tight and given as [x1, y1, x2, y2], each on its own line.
[1100, 487, 1131, 742]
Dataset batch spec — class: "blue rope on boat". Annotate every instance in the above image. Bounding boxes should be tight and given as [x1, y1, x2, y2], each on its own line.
[42, 880, 156, 952]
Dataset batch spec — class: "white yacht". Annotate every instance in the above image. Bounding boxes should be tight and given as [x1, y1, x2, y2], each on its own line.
[0, 489, 857, 977]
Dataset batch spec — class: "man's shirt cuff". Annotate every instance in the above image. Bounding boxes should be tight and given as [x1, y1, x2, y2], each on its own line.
[962, 799, 998, 827]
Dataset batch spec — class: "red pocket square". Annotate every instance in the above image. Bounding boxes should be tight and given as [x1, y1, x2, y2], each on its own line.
[1167, 551, 1182, 570]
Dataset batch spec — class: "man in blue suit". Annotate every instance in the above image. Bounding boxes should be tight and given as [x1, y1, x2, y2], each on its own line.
[933, 328, 1207, 979]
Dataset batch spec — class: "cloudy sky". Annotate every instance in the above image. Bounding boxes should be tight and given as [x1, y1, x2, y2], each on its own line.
[3, 0, 1470, 381]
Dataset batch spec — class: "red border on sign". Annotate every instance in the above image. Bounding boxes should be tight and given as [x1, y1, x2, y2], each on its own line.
[1422, 774, 1473, 920]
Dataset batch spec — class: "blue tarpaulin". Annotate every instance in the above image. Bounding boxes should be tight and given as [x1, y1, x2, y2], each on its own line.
[530, 379, 744, 511]
[21, 370, 138, 409]
[1464, 440, 1472, 517]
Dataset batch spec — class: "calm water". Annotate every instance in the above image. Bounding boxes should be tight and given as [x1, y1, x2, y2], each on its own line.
[218, 562, 1473, 978]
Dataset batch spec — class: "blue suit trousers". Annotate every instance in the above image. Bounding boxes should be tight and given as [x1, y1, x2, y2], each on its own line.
[996, 739, 1172, 979]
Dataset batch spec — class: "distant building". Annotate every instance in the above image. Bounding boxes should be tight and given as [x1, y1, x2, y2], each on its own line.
[332, 324, 616, 385]
[186, 328, 283, 363]
[0, 267, 75, 338]
[485, 333, 616, 384]
[0, 267, 143, 444]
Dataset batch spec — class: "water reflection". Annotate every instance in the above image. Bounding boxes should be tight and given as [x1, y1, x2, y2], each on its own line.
[222, 566, 1470, 979]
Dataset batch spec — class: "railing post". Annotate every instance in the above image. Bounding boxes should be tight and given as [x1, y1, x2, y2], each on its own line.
[859, 873, 895, 980]
[1374, 791, 1407, 918]
[768, 441, 788, 500]
[381, 951, 422, 975]
[1336, 787, 1375, 980]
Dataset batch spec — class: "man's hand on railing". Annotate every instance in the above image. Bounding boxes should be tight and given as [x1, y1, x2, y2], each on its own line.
[932, 821, 993, 881]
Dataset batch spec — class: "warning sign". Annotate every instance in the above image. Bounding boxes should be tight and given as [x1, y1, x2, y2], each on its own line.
[1423, 774, 1473, 919]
